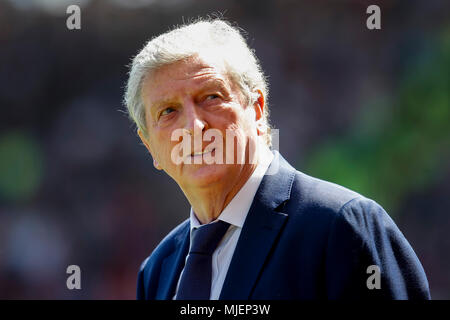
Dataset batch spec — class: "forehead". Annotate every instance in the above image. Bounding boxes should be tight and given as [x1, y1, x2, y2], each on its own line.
[141, 56, 231, 104]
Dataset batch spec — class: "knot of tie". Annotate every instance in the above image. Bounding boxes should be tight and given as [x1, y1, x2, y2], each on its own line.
[190, 220, 231, 255]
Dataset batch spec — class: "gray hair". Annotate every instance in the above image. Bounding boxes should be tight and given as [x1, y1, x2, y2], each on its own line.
[124, 18, 271, 146]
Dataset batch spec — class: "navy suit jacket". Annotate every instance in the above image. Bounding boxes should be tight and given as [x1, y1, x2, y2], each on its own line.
[137, 152, 431, 299]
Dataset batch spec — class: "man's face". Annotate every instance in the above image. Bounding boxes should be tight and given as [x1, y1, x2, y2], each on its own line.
[138, 55, 264, 191]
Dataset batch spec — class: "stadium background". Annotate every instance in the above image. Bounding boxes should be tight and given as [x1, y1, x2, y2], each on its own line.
[0, 0, 448, 299]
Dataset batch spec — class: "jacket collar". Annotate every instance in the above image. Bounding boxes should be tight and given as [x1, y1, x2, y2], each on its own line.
[219, 151, 296, 299]
[156, 221, 190, 300]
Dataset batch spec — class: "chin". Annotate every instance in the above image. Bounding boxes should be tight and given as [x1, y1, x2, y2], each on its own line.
[183, 162, 233, 188]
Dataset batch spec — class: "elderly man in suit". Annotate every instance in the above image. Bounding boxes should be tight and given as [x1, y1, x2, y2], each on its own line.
[124, 19, 430, 300]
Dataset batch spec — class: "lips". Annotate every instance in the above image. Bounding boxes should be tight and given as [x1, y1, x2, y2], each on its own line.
[190, 148, 215, 157]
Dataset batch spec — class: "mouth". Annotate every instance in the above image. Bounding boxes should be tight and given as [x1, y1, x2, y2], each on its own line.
[189, 147, 215, 158]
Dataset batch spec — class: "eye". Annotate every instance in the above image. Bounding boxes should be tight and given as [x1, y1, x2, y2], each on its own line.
[205, 94, 220, 101]
[160, 107, 175, 117]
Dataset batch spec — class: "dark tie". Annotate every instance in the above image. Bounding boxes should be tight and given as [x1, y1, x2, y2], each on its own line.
[176, 220, 231, 300]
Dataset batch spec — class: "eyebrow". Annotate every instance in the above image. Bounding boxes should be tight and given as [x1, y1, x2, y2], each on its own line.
[149, 78, 230, 113]
[199, 78, 229, 91]
[150, 98, 178, 114]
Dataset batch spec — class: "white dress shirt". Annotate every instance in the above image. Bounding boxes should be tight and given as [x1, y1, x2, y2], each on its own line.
[173, 146, 274, 300]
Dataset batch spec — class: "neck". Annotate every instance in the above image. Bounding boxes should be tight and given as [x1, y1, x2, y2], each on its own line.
[180, 141, 273, 224]
[184, 162, 257, 224]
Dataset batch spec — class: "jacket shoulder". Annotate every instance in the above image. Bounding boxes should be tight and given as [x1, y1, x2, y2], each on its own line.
[290, 170, 364, 213]
[286, 170, 391, 241]
[290, 170, 398, 235]
[289, 170, 402, 240]
[139, 218, 190, 272]
[137, 218, 189, 299]
[287, 171, 430, 299]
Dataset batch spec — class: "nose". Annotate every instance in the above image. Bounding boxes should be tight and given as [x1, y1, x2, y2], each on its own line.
[183, 101, 208, 136]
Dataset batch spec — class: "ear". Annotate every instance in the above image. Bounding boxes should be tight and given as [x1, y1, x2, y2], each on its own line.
[152, 158, 162, 170]
[137, 129, 163, 170]
[253, 89, 267, 136]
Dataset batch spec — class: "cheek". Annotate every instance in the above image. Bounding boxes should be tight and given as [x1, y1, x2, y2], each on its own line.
[148, 131, 175, 161]
[215, 104, 247, 129]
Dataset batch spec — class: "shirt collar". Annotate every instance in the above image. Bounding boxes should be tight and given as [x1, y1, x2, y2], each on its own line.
[190, 145, 274, 230]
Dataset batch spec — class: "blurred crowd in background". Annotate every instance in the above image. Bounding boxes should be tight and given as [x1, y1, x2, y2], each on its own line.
[0, 0, 448, 299]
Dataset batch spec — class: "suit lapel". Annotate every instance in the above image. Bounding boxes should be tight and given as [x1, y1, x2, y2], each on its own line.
[156, 222, 190, 300]
[219, 152, 296, 299]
